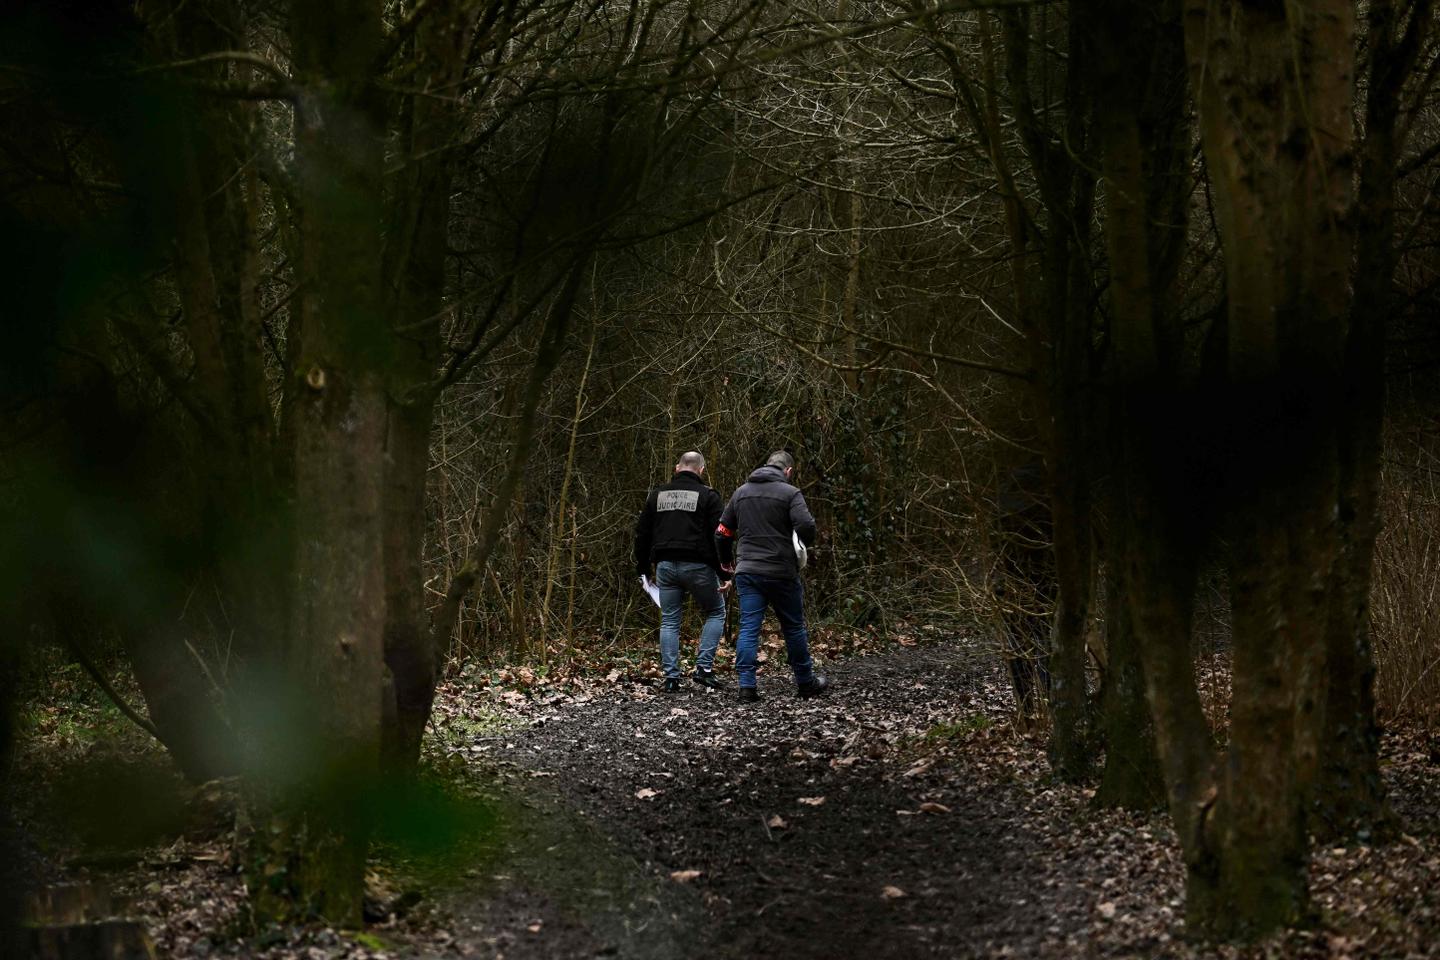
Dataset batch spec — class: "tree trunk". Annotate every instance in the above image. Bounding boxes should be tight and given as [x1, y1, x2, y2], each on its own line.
[1095, 545, 1164, 810]
[995, 8, 1099, 779]
[1040, 45, 1098, 786]
[249, 0, 389, 927]
[381, 397, 438, 773]
[1086, 0, 1189, 814]
[1313, 0, 1433, 842]
[1179, 0, 1357, 936]
[106, 0, 284, 781]
[378, 0, 474, 773]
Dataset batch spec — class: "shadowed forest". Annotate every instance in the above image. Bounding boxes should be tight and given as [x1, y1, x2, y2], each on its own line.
[4, 0, 1440, 957]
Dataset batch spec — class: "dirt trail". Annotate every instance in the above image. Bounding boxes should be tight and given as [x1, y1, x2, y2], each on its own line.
[32, 634, 1438, 958]
[436, 637, 1184, 959]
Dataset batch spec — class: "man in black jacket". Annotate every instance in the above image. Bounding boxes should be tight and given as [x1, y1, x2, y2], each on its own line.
[634, 451, 728, 693]
[715, 450, 829, 701]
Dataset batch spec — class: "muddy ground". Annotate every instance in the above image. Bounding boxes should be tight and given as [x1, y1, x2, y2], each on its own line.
[14, 633, 1440, 959]
[425, 634, 1440, 960]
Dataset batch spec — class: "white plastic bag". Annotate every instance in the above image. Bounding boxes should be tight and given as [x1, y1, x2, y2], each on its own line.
[793, 530, 808, 570]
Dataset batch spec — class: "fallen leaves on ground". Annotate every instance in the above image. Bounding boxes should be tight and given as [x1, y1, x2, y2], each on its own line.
[23, 633, 1440, 959]
[436, 635, 1440, 960]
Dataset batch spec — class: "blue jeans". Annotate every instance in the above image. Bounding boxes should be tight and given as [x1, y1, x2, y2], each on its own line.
[734, 573, 814, 689]
[656, 560, 725, 679]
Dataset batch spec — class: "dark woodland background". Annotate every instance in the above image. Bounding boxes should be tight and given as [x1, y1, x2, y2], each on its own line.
[3, 0, 1440, 954]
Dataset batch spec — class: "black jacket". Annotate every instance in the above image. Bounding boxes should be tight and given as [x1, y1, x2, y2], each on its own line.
[634, 470, 724, 575]
[715, 464, 817, 578]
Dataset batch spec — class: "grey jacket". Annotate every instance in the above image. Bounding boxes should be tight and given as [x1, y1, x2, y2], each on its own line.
[715, 465, 817, 578]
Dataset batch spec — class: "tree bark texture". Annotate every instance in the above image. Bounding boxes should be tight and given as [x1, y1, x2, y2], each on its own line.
[1085, 0, 1190, 814]
[79, 0, 289, 782]
[379, 0, 474, 774]
[1313, 0, 1433, 842]
[1180, 0, 1357, 936]
[1094, 542, 1165, 811]
[998, 9, 1100, 778]
[249, 0, 390, 927]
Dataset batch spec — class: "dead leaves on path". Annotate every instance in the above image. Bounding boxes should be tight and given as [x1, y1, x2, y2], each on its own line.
[435, 622, 943, 707]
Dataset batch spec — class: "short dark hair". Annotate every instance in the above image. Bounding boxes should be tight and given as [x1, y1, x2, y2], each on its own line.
[766, 450, 794, 471]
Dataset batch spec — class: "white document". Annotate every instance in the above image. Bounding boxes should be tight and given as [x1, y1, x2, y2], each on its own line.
[640, 575, 662, 607]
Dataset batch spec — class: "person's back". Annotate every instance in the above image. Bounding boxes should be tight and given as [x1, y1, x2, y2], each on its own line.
[716, 451, 827, 701]
[720, 463, 817, 579]
[644, 469, 724, 571]
[635, 451, 728, 693]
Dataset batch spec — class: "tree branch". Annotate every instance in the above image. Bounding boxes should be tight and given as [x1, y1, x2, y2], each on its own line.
[57, 620, 164, 744]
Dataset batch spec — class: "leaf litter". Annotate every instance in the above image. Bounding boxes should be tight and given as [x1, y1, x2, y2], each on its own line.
[13, 628, 1440, 959]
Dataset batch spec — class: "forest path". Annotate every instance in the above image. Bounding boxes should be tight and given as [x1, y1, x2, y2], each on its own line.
[427, 636, 1188, 959]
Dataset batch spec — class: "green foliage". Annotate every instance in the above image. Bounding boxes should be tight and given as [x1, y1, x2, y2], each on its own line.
[350, 932, 391, 952]
[921, 714, 994, 743]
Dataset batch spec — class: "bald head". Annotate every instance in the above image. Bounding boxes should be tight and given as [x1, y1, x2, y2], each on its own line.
[676, 451, 706, 475]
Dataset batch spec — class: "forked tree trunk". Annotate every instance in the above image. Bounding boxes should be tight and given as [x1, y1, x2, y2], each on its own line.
[1089, 0, 1359, 935]
[1174, 0, 1356, 936]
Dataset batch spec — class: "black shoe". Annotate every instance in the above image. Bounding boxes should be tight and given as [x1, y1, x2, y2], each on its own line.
[738, 687, 760, 704]
[692, 669, 723, 690]
[797, 674, 829, 698]
[663, 678, 683, 694]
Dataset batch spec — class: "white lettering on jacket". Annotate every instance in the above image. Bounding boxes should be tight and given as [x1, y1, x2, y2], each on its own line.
[657, 490, 700, 512]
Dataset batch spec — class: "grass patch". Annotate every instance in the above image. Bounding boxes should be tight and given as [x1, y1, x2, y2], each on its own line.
[921, 714, 994, 743]
[349, 931, 391, 952]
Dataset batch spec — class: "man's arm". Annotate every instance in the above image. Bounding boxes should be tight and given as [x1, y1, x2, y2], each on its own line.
[715, 494, 738, 571]
[790, 490, 817, 548]
[634, 489, 657, 577]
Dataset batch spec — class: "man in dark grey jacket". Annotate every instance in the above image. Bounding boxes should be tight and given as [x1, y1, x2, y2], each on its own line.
[715, 450, 829, 701]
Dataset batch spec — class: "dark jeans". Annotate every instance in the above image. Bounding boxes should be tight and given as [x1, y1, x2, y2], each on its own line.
[734, 573, 814, 689]
[656, 560, 725, 679]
